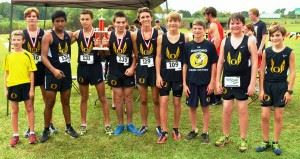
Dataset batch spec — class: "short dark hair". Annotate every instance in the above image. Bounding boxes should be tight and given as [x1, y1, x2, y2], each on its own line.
[228, 13, 245, 25]
[51, 10, 67, 22]
[137, 7, 153, 19]
[81, 9, 93, 19]
[203, 7, 217, 18]
[113, 11, 127, 22]
[192, 20, 206, 29]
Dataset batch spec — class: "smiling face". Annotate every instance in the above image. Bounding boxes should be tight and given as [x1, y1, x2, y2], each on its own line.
[270, 30, 284, 46]
[229, 18, 244, 35]
[11, 34, 25, 51]
[138, 12, 152, 27]
[167, 18, 180, 32]
[192, 24, 205, 39]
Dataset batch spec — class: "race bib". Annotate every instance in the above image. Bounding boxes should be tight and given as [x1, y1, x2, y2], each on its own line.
[224, 76, 240, 87]
[59, 54, 70, 63]
[116, 55, 129, 66]
[140, 57, 154, 67]
[166, 60, 181, 71]
[80, 54, 94, 64]
[33, 53, 41, 64]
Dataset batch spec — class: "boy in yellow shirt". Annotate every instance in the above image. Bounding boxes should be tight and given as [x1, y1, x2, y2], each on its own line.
[4, 30, 37, 147]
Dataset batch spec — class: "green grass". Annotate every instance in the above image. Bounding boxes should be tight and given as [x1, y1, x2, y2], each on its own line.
[0, 25, 300, 159]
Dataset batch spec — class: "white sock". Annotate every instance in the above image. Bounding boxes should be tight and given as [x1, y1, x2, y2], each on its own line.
[29, 131, 35, 135]
[13, 133, 19, 137]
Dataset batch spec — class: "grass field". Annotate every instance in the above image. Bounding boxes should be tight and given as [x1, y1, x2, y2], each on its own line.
[0, 24, 299, 159]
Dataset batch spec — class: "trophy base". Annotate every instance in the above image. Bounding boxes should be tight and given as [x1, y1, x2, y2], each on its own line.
[93, 47, 109, 51]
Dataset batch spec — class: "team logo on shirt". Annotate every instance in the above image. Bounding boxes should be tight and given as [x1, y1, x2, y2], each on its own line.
[27, 41, 41, 54]
[166, 47, 180, 60]
[80, 41, 93, 54]
[223, 88, 228, 95]
[190, 52, 208, 68]
[227, 51, 241, 65]
[78, 77, 84, 83]
[113, 42, 127, 54]
[58, 42, 69, 55]
[270, 59, 285, 74]
[139, 44, 153, 56]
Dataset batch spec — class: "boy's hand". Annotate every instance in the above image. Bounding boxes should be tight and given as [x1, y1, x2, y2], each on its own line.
[183, 84, 190, 97]
[53, 69, 65, 79]
[125, 67, 134, 76]
[259, 90, 264, 101]
[207, 82, 214, 95]
[247, 84, 255, 96]
[216, 82, 223, 94]
[283, 92, 292, 105]
[29, 89, 34, 99]
[156, 75, 163, 89]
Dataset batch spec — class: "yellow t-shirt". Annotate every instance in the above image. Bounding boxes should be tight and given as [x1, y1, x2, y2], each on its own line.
[4, 50, 37, 87]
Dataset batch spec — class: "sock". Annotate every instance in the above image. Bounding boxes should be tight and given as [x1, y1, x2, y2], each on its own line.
[173, 128, 179, 135]
[29, 131, 35, 135]
[66, 124, 71, 129]
[13, 133, 19, 137]
[81, 123, 87, 127]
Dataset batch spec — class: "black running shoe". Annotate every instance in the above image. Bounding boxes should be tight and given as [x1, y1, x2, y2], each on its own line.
[65, 126, 79, 138]
[40, 129, 50, 143]
[200, 133, 210, 144]
[185, 130, 198, 140]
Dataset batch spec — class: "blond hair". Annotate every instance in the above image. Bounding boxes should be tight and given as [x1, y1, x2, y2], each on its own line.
[24, 7, 40, 18]
[165, 11, 181, 22]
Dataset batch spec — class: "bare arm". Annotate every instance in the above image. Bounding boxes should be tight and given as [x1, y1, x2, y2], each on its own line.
[4, 70, 8, 96]
[29, 71, 34, 98]
[288, 51, 296, 91]
[124, 32, 137, 76]
[259, 50, 266, 100]
[247, 36, 258, 96]
[258, 34, 267, 55]
[216, 39, 226, 94]
[155, 35, 163, 88]
[41, 31, 64, 79]
[210, 23, 221, 50]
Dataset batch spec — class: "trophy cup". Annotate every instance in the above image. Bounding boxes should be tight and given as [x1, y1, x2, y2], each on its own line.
[93, 17, 109, 50]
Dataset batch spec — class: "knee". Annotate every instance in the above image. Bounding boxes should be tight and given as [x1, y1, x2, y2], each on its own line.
[141, 99, 148, 106]
[274, 114, 283, 123]
[81, 94, 89, 102]
[261, 113, 270, 122]
[26, 105, 34, 113]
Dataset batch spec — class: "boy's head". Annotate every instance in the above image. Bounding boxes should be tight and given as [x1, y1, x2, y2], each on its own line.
[11, 30, 25, 49]
[24, 7, 40, 19]
[51, 10, 67, 23]
[192, 20, 206, 37]
[248, 8, 259, 21]
[203, 7, 217, 22]
[137, 7, 152, 20]
[113, 11, 128, 32]
[165, 12, 181, 31]
[80, 9, 93, 28]
[269, 24, 287, 37]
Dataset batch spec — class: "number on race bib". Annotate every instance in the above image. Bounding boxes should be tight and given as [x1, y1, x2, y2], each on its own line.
[140, 57, 154, 67]
[166, 61, 181, 71]
[116, 55, 129, 66]
[224, 76, 241, 87]
[80, 55, 94, 64]
[33, 54, 41, 64]
[59, 54, 70, 63]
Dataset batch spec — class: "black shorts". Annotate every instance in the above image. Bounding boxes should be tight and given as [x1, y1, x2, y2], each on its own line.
[34, 62, 45, 86]
[77, 63, 103, 85]
[261, 81, 287, 107]
[186, 83, 213, 107]
[222, 87, 248, 101]
[107, 74, 135, 88]
[136, 66, 156, 87]
[7, 83, 30, 102]
[159, 81, 183, 97]
[45, 73, 72, 92]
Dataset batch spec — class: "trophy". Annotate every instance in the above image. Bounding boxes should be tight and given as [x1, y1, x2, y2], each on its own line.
[93, 17, 109, 50]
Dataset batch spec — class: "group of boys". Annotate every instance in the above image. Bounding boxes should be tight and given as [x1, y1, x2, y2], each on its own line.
[4, 6, 295, 156]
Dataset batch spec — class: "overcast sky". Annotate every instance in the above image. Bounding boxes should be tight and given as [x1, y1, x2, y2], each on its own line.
[162, 0, 300, 14]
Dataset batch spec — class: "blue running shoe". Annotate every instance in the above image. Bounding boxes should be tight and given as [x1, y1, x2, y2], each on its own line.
[156, 126, 162, 137]
[113, 124, 125, 136]
[272, 143, 282, 155]
[126, 123, 139, 135]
